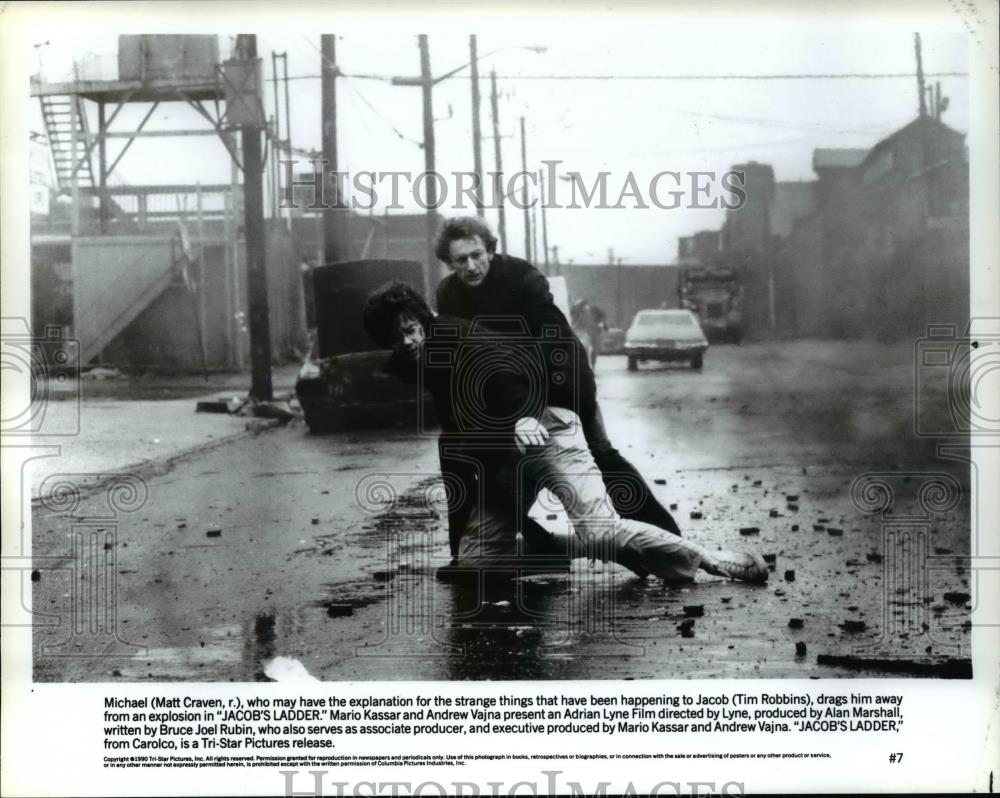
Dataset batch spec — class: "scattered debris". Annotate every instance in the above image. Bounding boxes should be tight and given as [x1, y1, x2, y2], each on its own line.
[840, 620, 867, 633]
[254, 612, 276, 642]
[769, 509, 781, 518]
[721, 597, 732, 604]
[827, 527, 844, 536]
[786, 495, 799, 502]
[943, 591, 971, 605]
[812, 524, 825, 532]
[252, 400, 298, 424]
[763, 553, 777, 565]
[683, 605, 705, 617]
[752, 480, 762, 487]
[206, 528, 222, 538]
[788, 618, 804, 629]
[195, 400, 231, 414]
[787, 503, 799, 511]
[81, 366, 123, 380]
[784, 570, 796, 582]
[866, 552, 884, 564]
[677, 618, 695, 637]
[816, 653, 972, 679]
[246, 417, 282, 434]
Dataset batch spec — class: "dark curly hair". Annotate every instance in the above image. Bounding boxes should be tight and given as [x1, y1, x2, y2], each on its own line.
[433, 216, 499, 264]
[362, 281, 434, 348]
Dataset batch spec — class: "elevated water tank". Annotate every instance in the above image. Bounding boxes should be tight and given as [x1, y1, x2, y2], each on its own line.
[118, 35, 219, 81]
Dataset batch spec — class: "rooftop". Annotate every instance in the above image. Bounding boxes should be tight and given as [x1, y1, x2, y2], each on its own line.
[812, 148, 869, 171]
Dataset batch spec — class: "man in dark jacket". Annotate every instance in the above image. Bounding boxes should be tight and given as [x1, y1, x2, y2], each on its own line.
[434, 216, 683, 549]
[362, 281, 768, 584]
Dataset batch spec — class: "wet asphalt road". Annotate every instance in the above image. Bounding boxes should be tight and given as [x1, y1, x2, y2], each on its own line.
[32, 341, 973, 682]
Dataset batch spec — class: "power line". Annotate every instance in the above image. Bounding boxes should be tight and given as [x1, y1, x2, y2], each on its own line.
[300, 35, 422, 146]
[277, 70, 967, 82]
[435, 71, 969, 81]
[341, 77, 423, 147]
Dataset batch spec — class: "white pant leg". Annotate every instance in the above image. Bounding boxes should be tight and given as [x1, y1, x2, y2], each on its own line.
[524, 407, 703, 581]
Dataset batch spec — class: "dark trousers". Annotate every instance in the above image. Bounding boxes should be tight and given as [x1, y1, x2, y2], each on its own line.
[579, 401, 683, 536]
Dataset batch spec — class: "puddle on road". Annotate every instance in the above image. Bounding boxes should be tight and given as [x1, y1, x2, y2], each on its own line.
[111, 623, 243, 680]
[110, 610, 298, 681]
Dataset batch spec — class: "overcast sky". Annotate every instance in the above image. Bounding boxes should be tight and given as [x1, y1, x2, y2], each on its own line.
[27, 5, 970, 264]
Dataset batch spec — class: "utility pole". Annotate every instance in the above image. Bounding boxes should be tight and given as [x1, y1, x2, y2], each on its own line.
[490, 70, 507, 254]
[520, 115, 530, 260]
[470, 35, 484, 216]
[98, 101, 108, 233]
[539, 166, 550, 272]
[419, 34, 437, 297]
[610, 248, 622, 327]
[271, 51, 293, 230]
[321, 34, 345, 264]
[281, 53, 293, 171]
[236, 34, 273, 401]
[271, 51, 282, 157]
[531, 204, 539, 266]
[914, 32, 927, 117]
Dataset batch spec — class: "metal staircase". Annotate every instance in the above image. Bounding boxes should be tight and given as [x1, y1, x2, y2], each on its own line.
[39, 95, 95, 190]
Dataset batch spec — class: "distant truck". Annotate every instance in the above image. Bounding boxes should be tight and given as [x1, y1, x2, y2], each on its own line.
[678, 266, 744, 344]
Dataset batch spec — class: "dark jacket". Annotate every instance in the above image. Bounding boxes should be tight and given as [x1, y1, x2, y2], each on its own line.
[383, 315, 542, 440]
[383, 315, 534, 556]
[435, 254, 597, 418]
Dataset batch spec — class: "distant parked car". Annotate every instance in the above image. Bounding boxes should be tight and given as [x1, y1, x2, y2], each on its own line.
[624, 309, 709, 371]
